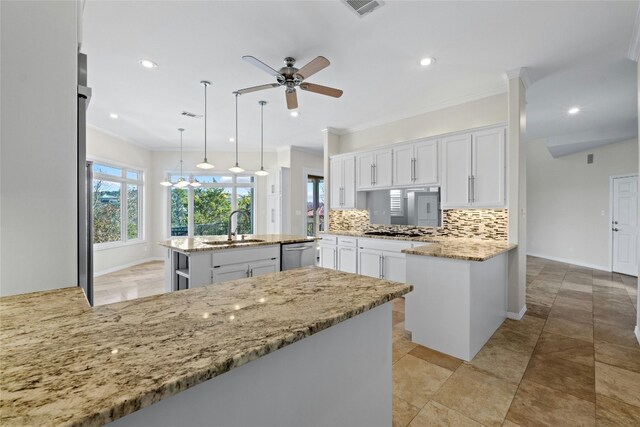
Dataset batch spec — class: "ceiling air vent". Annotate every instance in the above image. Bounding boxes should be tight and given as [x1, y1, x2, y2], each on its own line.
[181, 111, 202, 119]
[343, 0, 384, 17]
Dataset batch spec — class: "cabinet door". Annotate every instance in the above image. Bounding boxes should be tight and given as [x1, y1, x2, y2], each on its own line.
[319, 244, 337, 269]
[337, 246, 357, 274]
[330, 157, 343, 209]
[382, 251, 406, 283]
[472, 128, 505, 207]
[414, 140, 439, 185]
[211, 263, 249, 284]
[358, 248, 382, 278]
[250, 259, 279, 277]
[266, 195, 281, 234]
[342, 156, 356, 209]
[356, 152, 374, 190]
[441, 133, 472, 208]
[374, 149, 393, 188]
[266, 170, 279, 195]
[392, 144, 414, 186]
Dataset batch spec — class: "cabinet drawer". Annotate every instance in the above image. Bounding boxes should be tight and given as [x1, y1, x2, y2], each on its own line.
[318, 234, 338, 245]
[337, 237, 357, 247]
[211, 244, 280, 268]
[358, 237, 414, 252]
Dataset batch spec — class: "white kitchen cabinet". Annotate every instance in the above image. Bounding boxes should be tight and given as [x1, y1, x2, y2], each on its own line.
[337, 246, 357, 274]
[358, 248, 382, 278]
[265, 168, 290, 233]
[212, 262, 250, 284]
[393, 140, 438, 187]
[357, 238, 412, 281]
[249, 259, 280, 277]
[382, 251, 406, 283]
[356, 149, 392, 190]
[441, 127, 505, 208]
[330, 155, 356, 209]
[319, 244, 337, 269]
[266, 195, 282, 234]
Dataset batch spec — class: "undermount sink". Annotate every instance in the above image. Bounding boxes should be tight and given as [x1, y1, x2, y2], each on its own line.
[204, 239, 265, 245]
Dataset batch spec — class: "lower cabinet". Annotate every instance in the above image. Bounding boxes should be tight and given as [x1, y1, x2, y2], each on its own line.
[319, 244, 337, 269]
[319, 235, 358, 273]
[357, 249, 406, 282]
[210, 258, 280, 284]
[337, 246, 357, 274]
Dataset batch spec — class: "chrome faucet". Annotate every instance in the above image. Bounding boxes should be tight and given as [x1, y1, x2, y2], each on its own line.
[227, 210, 250, 241]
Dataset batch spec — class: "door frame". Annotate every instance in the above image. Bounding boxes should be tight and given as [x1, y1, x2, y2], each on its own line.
[609, 173, 638, 273]
[302, 167, 324, 237]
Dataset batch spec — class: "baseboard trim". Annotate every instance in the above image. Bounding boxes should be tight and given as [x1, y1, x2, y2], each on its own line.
[635, 325, 640, 346]
[507, 305, 527, 320]
[94, 257, 163, 277]
[526, 252, 609, 272]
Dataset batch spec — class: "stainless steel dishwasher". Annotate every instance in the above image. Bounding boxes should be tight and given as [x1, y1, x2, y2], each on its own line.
[281, 241, 316, 270]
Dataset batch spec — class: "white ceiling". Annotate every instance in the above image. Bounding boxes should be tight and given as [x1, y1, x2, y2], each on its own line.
[82, 0, 639, 152]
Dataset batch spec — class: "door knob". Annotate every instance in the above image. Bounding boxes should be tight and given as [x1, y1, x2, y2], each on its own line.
[613, 228, 619, 232]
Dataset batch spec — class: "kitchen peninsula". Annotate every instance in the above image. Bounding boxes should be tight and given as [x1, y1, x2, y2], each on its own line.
[0, 267, 410, 426]
[158, 234, 316, 291]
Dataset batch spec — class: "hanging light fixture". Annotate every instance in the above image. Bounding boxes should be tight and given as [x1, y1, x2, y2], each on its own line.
[229, 92, 245, 173]
[160, 176, 172, 186]
[196, 80, 215, 169]
[174, 128, 190, 188]
[255, 100, 269, 177]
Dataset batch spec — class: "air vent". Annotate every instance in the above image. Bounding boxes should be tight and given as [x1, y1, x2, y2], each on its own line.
[343, 0, 384, 17]
[181, 111, 202, 118]
[587, 153, 594, 164]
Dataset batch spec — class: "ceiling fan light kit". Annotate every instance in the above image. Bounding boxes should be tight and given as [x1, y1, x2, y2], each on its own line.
[196, 80, 215, 170]
[237, 55, 343, 110]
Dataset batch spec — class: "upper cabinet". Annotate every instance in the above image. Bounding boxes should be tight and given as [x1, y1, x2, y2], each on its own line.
[356, 149, 392, 191]
[393, 140, 438, 187]
[330, 155, 356, 209]
[441, 127, 506, 208]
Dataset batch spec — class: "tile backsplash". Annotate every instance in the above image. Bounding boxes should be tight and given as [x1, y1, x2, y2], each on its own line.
[328, 208, 508, 241]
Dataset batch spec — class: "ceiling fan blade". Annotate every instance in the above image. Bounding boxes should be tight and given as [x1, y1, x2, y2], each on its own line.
[295, 56, 330, 80]
[286, 89, 298, 110]
[242, 55, 283, 79]
[235, 83, 280, 95]
[299, 82, 343, 98]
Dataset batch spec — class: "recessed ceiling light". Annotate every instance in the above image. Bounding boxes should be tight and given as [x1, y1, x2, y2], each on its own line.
[568, 107, 580, 115]
[290, 111, 299, 117]
[138, 59, 158, 69]
[229, 137, 235, 142]
[109, 113, 118, 119]
[420, 57, 436, 67]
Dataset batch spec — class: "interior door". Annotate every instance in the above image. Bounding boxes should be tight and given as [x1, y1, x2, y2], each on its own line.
[472, 128, 505, 207]
[358, 248, 381, 278]
[337, 246, 357, 274]
[393, 144, 414, 186]
[612, 175, 638, 276]
[382, 251, 406, 282]
[441, 133, 472, 207]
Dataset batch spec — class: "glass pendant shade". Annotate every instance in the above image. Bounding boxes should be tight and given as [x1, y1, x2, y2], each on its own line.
[197, 80, 214, 169]
[255, 100, 269, 177]
[160, 177, 173, 186]
[229, 165, 244, 173]
[174, 179, 189, 188]
[189, 178, 201, 187]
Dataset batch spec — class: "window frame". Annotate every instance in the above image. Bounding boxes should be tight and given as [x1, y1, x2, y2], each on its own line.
[166, 172, 257, 238]
[90, 158, 145, 250]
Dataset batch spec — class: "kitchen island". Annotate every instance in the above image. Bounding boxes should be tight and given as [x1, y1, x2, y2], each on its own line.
[403, 239, 516, 361]
[0, 267, 410, 426]
[158, 234, 316, 291]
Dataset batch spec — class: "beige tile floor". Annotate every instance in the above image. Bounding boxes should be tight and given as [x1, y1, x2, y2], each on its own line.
[93, 261, 165, 306]
[94, 258, 639, 426]
[392, 256, 639, 427]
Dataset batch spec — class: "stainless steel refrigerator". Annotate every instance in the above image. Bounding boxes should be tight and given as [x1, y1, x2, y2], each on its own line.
[78, 52, 93, 305]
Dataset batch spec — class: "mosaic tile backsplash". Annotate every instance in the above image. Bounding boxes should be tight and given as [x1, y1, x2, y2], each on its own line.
[328, 208, 508, 241]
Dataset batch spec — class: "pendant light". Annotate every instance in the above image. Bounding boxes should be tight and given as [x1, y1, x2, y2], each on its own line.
[174, 128, 189, 188]
[160, 176, 172, 186]
[196, 80, 214, 169]
[229, 92, 244, 173]
[254, 100, 269, 177]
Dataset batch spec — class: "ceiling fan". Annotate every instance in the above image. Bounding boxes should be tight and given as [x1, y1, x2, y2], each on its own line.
[236, 56, 343, 109]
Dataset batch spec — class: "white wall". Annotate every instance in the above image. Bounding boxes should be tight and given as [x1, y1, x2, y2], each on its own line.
[1, 1, 78, 296]
[527, 138, 638, 270]
[87, 127, 156, 275]
[149, 150, 277, 259]
[290, 147, 324, 236]
[338, 93, 507, 153]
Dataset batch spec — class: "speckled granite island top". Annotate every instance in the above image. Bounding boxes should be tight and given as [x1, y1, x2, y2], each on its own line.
[158, 234, 316, 252]
[402, 239, 517, 261]
[0, 267, 410, 427]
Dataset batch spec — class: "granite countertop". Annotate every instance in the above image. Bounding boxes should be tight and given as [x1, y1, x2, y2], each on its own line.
[158, 234, 316, 253]
[0, 267, 410, 427]
[320, 231, 516, 261]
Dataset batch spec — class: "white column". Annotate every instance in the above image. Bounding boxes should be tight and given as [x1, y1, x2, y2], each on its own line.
[323, 128, 340, 231]
[505, 68, 529, 318]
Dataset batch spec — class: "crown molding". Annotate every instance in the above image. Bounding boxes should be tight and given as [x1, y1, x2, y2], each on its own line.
[87, 124, 156, 151]
[628, 4, 640, 61]
[504, 67, 531, 89]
